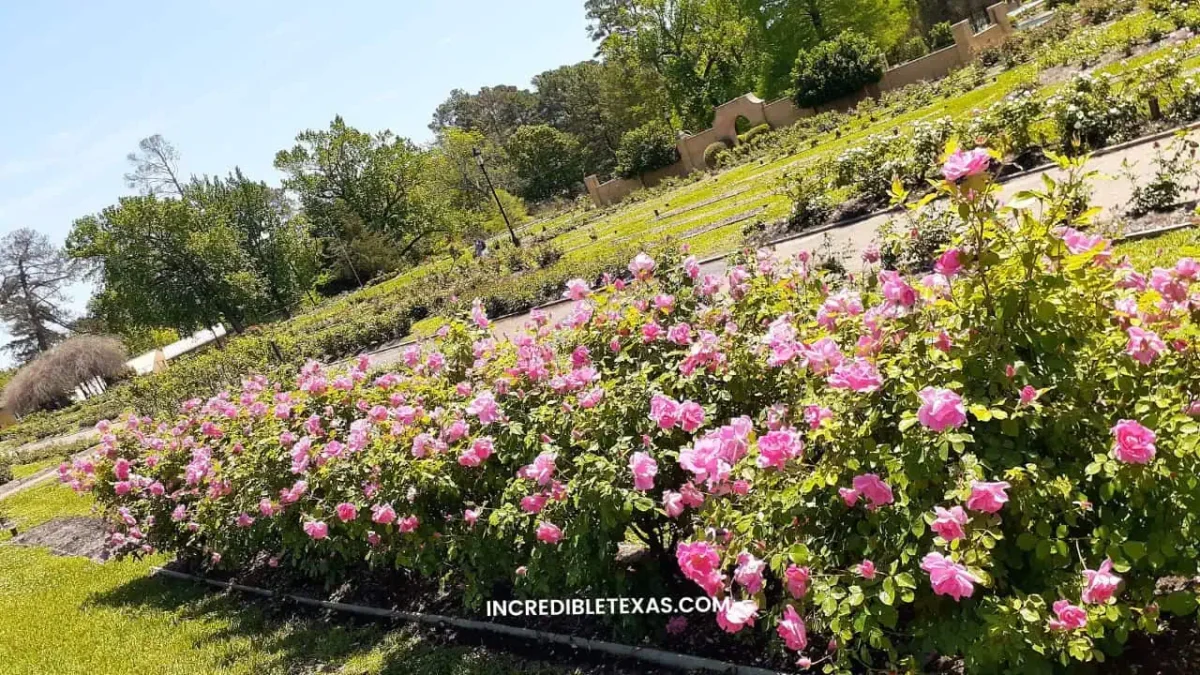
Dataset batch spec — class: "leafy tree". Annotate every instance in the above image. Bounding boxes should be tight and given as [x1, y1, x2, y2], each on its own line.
[429, 85, 542, 147]
[929, 21, 955, 49]
[614, 120, 680, 178]
[67, 195, 266, 335]
[792, 31, 886, 108]
[188, 170, 320, 318]
[505, 125, 584, 200]
[532, 61, 626, 177]
[587, 0, 765, 128]
[0, 229, 77, 363]
[274, 116, 458, 282]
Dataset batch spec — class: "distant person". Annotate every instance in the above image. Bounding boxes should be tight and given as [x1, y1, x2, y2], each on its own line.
[474, 238, 487, 258]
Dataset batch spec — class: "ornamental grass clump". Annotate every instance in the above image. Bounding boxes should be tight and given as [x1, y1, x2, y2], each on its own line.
[69, 144, 1200, 672]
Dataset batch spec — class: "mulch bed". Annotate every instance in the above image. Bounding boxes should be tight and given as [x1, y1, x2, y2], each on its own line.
[9, 516, 110, 562]
[1112, 199, 1200, 236]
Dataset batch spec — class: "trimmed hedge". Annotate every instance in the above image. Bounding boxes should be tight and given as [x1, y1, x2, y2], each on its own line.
[703, 141, 730, 168]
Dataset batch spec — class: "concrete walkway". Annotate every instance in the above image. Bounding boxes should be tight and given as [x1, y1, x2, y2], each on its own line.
[359, 127, 1199, 370]
[0, 428, 99, 501]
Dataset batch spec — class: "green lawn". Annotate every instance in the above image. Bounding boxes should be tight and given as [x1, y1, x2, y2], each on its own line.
[10, 457, 62, 481]
[1114, 225, 1200, 270]
[0, 484, 612, 675]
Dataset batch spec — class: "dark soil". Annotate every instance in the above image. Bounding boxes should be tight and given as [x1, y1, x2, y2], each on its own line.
[10, 516, 110, 561]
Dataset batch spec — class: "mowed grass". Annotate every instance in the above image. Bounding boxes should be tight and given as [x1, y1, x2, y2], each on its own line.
[1114, 225, 1200, 270]
[10, 457, 62, 480]
[0, 484, 609, 675]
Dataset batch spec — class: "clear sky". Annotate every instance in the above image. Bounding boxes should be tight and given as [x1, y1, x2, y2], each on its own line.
[0, 0, 596, 351]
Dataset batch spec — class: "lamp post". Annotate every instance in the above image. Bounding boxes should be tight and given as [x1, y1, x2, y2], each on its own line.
[473, 147, 519, 247]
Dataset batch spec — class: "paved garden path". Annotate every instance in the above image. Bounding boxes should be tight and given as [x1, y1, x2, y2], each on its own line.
[350, 128, 1200, 376]
[0, 428, 98, 501]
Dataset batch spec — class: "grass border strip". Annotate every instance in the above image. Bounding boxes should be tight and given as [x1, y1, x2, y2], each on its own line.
[150, 566, 786, 675]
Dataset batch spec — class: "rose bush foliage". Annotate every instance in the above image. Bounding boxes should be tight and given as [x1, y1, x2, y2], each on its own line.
[65, 151, 1200, 673]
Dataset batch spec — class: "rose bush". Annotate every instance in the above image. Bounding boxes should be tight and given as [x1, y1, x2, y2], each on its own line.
[66, 147, 1200, 672]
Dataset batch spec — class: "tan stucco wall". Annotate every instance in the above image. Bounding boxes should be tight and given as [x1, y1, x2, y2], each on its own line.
[879, 45, 965, 91]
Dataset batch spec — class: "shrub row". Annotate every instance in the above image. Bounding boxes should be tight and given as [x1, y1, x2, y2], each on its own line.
[72, 151, 1200, 672]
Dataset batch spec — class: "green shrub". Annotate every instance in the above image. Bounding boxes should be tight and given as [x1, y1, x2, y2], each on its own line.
[0, 462, 12, 485]
[792, 31, 886, 109]
[506, 124, 584, 201]
[614, 121, 680, 179]
[703, 141, 730, 169]
[929, 21, 955, 50]
[888, 35, 930, 65]
[736, 124, 771, 145]
[967, 89, 1044, 159]
[1123, 136, 1200, 217]
[782, 170, 833, 231]
[1048, 74, 1142, 151]
[77, 156, 1200, 672]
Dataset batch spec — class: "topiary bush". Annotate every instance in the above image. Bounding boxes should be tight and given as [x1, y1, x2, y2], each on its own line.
[703, 141, 730, 169]
[70, 146, 1200, 672]
[0, 461, 12, 485]
[614, 121, 680, 179]
[3, 336, 129, 416]
[792, 32, 886, 109]
[736, 124, 771, 145]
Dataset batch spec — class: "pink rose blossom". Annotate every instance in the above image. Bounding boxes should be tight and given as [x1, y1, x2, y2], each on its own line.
[536, 521, 563, 544]
[785, 565, 811, 599]
[920, 552, 980, 600]
[629, 253, 656, 280]
[371, 503, 397, 524]
[1082, 559, 1122, 604]
[1048, 600, 1088, 631]
[629, 451, 658, 490]
[563, 278, 591, 300]
[649, 394, 681, 430]
[676, 541, 725, 596]
[777, 605, 808, 652]
[917, 387, 967, 432]
[1019, 385, 1038, 406]
[1111, 419, 1156, 464]
[935, 248, 962, 277]
[827, 358, 884, 393]
[464, 509, 479, 526]
[734, 552, 766, 593]
[941, 148, 991, 181]
[931, 506, 968, 541]
[839, 487, 860, 507]
[852, 473, 894, 508]
[335, 503, 358, 522]
[678, 401, 705, 433]
[857, 559, 877, 579]
[663, 491, 685, 518]
[303, 520, 329, 540]
[966, 481, 1011, 514]
[756, 429, 803, 471]
[1126, 326, 1167, 365]
[716, 599, 758, 634]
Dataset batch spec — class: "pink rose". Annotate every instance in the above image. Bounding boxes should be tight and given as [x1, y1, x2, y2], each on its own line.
[917, 387, 967, 432]
[785, 565, 810, 599]
[838, 487, 860, 507]
[397, 515, 419, 533]
[628, 252, 656, 280]
[1048, 600, 1088, 631]
[777, 605, 808, 652]
[935, 248, 962, 277]
[756, 429, 803, 471]
[676, 541, 725, 596]
[857, 559, 876, 579]
[370, 503, 397, 525]
[734, 552, 766, 594]
[335, 502, 358, 523]
[1126, 326, 1167, 366]
[920, 552, 980, 600]
[629, 452, 658, 491]
[466, 391, 502, 425]
[678, 401, 705, 433]
[663, 491, 685, 518]
[852, 473, 894, 508]
[941, 148, 991, 181]
[804, 405, 833, 430]
[879, 270, 916, 308]
[802, 338, 844, 376]
[563, 278, 591, 300]
[536, 521, 563, 544]
[464, 509, 479, 526]
[1019, 385, 1038, 406]
[716, 599, 758, 634]
[1057, 226, 1110, 256]
[827, 358, 884, 393]
[966, 481, 1010, 514]
[1111, 419, 1156, 464]
[1082, 558, 1122, 604]
[303, 520, 328, 540]
[667, 323, 692, 346]
[649, 394, 681, 430]
[931, 506, 968, 541]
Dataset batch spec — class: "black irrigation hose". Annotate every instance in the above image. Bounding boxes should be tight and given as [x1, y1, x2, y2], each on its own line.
[150, 567, 787, 675]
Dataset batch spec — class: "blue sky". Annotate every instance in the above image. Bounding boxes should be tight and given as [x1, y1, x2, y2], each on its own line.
[0, 0, 596, 346]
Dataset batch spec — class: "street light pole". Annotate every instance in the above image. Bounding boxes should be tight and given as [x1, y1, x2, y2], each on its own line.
[474, 147, 519, 247]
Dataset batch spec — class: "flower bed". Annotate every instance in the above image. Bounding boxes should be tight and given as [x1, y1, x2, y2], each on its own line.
[65, 149, 1200, 672]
